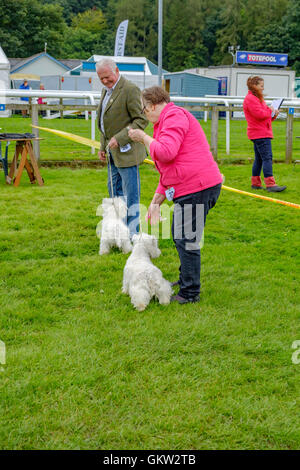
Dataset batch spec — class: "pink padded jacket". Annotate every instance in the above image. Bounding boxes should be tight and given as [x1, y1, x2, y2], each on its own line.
[149, 103, 223, 198]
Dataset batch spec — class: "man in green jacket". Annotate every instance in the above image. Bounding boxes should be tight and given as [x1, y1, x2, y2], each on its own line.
[96, 58, 148, 238]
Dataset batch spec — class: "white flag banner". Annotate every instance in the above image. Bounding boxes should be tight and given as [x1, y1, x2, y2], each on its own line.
[114, 20, 129, 57]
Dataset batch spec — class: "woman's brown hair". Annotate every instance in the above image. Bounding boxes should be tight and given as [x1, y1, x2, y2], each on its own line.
[142, 86, 170, 105]
[247, 76, 264, 102]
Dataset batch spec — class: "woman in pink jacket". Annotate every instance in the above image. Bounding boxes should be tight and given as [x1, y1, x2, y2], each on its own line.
[243, 76, 286, 192]
[129, 86, 223, 305]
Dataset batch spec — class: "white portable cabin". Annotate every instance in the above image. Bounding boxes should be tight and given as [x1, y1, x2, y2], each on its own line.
[185, 65, 295, 98]
[0, 46, 11, 117]
[185, 65, 296, 118]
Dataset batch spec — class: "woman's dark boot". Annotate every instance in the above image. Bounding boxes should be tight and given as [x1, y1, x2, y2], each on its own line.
[264, 176, 286, 192]
[251, 176, 263, 189]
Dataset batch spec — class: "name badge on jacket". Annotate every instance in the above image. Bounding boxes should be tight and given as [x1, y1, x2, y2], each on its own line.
[120, 144, 132, 153]
[165, 187, 175, 201]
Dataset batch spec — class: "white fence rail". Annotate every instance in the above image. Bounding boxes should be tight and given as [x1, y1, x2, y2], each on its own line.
[0, 90, 299, 162]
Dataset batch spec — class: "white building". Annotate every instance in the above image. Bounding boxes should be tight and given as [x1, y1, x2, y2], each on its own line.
[9, 52, 73, 78]
[185, 65, 296, 98]
[66, 55, 164, 92]
[0, 46, 10, 117]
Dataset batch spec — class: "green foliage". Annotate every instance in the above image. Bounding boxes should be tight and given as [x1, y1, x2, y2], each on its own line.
[61, 28, 113, 59]
[61, 28, 102, 59]
[0, 0, 66, 57]
[0, 0, 26, 55]
[60, 7, 111, 58]
[247, 23, 287, 53]
[246, 0, 300, 74]
[41, 0, 109, 22]
[71, 8, 107, 33]
[164, 0, 209, 71]
[1, 0, 300, 73]
[202, 10, 224, 65]
[110, 0, 157, 58]
[283, 0, 300, 74]
[216, 0, 248, 55]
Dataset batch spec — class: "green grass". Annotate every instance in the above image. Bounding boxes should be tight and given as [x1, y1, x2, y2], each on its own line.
[1, 115, 300, 162]
[0, 162, 299, 449]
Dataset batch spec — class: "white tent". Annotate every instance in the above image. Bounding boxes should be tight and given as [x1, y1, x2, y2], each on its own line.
[67, 55, 160, 91]
[89, 55, 155, 76]
[0, 46, 10, 117]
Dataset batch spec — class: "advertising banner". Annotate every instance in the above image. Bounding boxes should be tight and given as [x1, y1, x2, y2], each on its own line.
[236, 51, 288, 66]
[217, 77, 228, 95]
[114, 20, 129, 57]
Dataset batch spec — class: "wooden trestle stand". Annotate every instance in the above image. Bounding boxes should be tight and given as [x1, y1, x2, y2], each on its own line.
[3, 137, 44, 187]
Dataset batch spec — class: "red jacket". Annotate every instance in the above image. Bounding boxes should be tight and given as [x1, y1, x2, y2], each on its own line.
[243, 91, 274, 140]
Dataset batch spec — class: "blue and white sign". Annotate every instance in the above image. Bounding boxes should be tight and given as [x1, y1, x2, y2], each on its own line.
[236, 51, 288, 66]
[0, 104, 5, 111]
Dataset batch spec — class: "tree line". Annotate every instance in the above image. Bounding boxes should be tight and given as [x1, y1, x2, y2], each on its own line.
[0, 0, 299, 74]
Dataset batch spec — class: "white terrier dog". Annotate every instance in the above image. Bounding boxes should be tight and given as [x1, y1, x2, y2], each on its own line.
[122, 233, 172, 311]
[96, 197, 132, 255]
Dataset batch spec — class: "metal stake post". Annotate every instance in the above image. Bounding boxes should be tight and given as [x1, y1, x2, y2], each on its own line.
[158, 0, 163, 86]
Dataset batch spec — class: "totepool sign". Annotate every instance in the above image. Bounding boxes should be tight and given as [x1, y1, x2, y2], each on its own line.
[236, 51, 288, 66]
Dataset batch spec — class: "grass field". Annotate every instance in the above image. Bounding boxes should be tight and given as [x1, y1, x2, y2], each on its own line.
[0, 159, 299, 449]
[1, 115, 300, 162]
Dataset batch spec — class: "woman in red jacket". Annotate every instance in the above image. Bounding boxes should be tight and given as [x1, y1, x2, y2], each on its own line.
[243, 76, 286, 192]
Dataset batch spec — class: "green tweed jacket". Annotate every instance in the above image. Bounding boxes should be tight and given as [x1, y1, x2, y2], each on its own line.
[97, 76, 148, 168]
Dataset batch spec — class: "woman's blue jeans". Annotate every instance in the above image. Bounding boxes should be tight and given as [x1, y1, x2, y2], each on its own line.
[252, 138, 273, 178]
[107, 153, 140, 238]
[171, 183, 221, 299]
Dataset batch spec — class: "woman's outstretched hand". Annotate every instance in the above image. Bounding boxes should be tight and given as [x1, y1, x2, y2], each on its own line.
[146, 203, 161, 225]
[128, 128, 146, 143]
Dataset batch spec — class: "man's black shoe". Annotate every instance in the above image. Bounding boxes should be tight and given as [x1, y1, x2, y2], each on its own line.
[171, 294, 200, 304]
[171, 280, 180, 287]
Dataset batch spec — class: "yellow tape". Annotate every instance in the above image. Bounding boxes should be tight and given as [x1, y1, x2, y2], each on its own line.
[32, 126, 157, 167]
[32, 125, 100, 149]
[144, 158, 299, 209]
[32, 125, 299, 209]
[222, 184, 300, 209]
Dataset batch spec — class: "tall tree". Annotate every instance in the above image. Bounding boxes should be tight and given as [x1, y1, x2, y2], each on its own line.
[0, 0, 66, 57]
[216, 0, 248, 58]
[283, 0, 300, 74]
[71, 7, 107, 33]
[0, 0, 27, 56]
[202, 4, 224, 66]
[41, 0, 109, 23]
[1, 0, 297, 72]
[247, 0, 300, 74]
[164, 0, 209, 71]
[62, 7, 112, 58]
[109, 0, 157, 59]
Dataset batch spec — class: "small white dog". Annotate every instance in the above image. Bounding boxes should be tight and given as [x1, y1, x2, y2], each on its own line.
[122, 233, 172, 311]
[96, 197, 132, 255]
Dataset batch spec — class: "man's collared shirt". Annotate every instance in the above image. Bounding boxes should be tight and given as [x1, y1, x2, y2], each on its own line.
[100, 76, 120, 135]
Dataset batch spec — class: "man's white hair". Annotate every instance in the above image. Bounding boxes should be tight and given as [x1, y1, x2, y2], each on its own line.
[96, 58, 117, 73]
